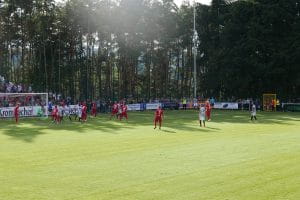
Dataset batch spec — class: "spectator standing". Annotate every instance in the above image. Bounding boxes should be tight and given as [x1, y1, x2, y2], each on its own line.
[182, 98, 187, 110]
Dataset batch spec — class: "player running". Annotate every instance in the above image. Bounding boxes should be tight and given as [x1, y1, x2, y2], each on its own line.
[14, 103, 20, 124]
[154, 106, 164, 130]
[199, 104, 206, 127]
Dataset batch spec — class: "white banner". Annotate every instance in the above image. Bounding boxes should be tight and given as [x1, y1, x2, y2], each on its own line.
[146, 103, 162, 110]
[214, 102, 239, 110]
[67, 105, 79, 115]
[0, 106, 46, 118]
[127, 104, 142, 111]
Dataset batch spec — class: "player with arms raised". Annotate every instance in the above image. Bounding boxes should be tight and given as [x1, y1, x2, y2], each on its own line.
[154, 106, 164, 130]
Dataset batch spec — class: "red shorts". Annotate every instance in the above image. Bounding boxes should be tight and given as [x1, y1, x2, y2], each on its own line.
[155, 117, 162, 122]
[112, 109, 118, 115]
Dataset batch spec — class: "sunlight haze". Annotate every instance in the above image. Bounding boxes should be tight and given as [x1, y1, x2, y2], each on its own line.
[174, 0, 212, 6]
[55, 0, 212, 6]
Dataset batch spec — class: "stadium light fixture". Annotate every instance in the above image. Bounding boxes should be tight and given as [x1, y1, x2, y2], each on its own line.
[193, 1, 200, 100]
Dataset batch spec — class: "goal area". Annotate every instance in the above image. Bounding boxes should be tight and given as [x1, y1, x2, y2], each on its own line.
[0, 93, 48, 118]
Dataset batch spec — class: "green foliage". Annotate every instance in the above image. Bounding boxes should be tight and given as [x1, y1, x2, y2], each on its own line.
[0, 0, 299, 100]
[200, 0, 300, 100]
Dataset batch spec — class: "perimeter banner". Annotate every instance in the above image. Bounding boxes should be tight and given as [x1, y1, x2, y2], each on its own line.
[214, 102, 239, 110]
[146, 103, 162, 110]
[0, 106, 46, 118]
[127, 104, 143, 111]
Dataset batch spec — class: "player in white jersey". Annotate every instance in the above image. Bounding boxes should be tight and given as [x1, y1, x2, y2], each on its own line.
[74, 103, 81, 121]
[77, 104, 83, 122]
[58, 105, 64, 122]
[64, 105, 72, 121]
[199, 104, 206, 127]
[251, 104, 257, 121]
[117, 103, 122, 119]
[74, 104, 78, 120]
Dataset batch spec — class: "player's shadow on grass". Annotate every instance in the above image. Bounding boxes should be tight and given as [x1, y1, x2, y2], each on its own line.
[2, 110, 298, 142]
[0, 118, 128, 142]
[205, 127, 220, 130]
[161, 129, 177, 133]
[1, 124, 48, 143]
[128, 112, 215, 133]
[0, 113, 213, 142]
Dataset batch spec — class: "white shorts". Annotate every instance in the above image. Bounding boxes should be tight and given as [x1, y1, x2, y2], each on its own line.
[199, 114, 205, 121]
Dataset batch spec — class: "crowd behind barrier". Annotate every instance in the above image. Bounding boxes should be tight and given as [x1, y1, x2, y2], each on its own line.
[0, 75, 32, 93]
[0, 95, 46, 108]
[0, 96, 266, 114]
[1, 94, 299, 111]
[1, 77, 299, 113]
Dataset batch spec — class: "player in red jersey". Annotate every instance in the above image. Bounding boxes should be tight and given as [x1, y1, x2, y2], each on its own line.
[154, 106, 164, 130]
[91, 102, 97, 117]
[14, 103, 20, 124]
[52, 105, 58, 123]
[82, 103, 87, 122]
[120, 103, 128, 121]
[110, 102, 119, 119]
[57, 105, 62, 123]
[205, 100, 211, 121]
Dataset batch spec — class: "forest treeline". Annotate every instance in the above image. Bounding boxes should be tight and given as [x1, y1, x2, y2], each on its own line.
[0, 0, 299, 101]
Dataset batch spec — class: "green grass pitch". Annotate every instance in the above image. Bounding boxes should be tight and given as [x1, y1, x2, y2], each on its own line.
[0, 110, 299, 200]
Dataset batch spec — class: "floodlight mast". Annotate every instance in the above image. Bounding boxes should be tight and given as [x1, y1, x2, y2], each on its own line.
[193, 1, 199, 100]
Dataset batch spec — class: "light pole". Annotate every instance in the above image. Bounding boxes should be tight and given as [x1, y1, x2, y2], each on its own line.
[192, 1, 199, 100]
[149, 63, 153, 101]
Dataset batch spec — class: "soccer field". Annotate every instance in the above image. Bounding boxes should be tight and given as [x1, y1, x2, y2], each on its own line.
[0, 110, 299, 200]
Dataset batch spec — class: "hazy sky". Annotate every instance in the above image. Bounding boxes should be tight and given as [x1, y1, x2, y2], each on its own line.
[55, 0, 212, 6]
[174, 0, 212, 6]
